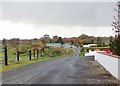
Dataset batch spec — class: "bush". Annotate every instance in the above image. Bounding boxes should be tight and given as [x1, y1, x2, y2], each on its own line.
[82, 47, 109, 53]
[80, 48, 85, 52]
[110, 38, 120, 56]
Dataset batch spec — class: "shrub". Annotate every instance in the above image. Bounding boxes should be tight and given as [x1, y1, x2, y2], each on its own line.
[111, 1, 120, 56]
[110, 38, 120, 56]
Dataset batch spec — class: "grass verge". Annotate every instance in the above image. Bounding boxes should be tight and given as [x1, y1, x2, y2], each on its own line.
[1, 57, 53, 72]
[1, 47, 76, 72]
[1, 54, 74, 72]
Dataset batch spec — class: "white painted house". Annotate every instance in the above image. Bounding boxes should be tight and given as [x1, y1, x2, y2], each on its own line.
[62, 43, 72, 48]
[46, 43, 62, 48]
[83, 44, 97, 48]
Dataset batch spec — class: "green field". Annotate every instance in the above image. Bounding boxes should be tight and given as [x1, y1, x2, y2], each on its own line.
[1, 46, 75, 72]
[1, 57, 53, 72]
[0, 46, 2, 61]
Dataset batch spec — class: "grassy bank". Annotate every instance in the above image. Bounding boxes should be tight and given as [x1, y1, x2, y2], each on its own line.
[1, 57, 53, 72]
[0, 47, 75, 72]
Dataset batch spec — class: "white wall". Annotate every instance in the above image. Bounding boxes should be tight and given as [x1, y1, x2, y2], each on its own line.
[85, 51, 120, 80]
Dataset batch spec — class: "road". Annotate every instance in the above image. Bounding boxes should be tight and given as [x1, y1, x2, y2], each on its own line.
[2, 47, 119, 84]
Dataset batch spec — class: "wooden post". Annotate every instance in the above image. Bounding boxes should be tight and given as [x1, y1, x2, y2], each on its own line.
[17, 50, 19, 61]
[40, 49, 42, 57]
[29, 50, 31, 60]
[2, 39, 8, 66]
[42, 48, 44, 53]
[4, 47, 8, 66]
[33, 49, 35, 58]
[37, 49, 39, 59]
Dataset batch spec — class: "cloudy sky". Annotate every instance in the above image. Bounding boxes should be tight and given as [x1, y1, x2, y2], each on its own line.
[0, 1, 117, 39]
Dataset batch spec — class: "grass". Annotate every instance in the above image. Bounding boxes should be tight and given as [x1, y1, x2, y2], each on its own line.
[1, 47, 76, 72]
[80, 52, 85, 56]
[85, 46, 110, 51]
[79, 46, 110, 57]
[0, 46, 2, 58]
[1, 57, 53, 72]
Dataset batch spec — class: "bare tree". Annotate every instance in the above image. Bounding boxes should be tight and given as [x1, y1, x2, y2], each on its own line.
[110, 1, 120, 56]
[112, 1, 120, 39]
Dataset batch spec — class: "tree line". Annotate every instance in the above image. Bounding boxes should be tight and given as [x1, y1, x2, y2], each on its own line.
[2, 34, 112, 48]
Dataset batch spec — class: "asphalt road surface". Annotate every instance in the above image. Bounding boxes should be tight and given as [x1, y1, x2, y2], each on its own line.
[2, 47, 119, 84]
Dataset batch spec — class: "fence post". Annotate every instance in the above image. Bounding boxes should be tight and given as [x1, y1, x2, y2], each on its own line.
[4, 47, 8, 66]
[33, 49, 36, 58]
[42, 48, 44, 53]
[2, 39, 8, 66]
[37, 49, 39, 59]
[29, 50, 31, 60]
[40, 48, 42, 57]
[17, 50, 19, 61]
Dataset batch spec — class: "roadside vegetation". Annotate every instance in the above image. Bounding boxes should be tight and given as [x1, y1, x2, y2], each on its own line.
[1, 33, 113, 72]
[79, 46, 110, 56]
[110, 1, 120, 56]
[1, 45, 75, 72]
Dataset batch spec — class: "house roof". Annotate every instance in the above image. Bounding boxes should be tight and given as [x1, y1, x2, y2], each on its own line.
[46, 43, 62, 47]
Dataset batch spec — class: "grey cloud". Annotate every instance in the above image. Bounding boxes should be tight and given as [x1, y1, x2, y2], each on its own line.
[2, 2, 116, 26]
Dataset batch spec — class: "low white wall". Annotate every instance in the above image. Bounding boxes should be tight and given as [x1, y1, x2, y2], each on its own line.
[85, 51, 120, 80]
[85, 51, 96, 56]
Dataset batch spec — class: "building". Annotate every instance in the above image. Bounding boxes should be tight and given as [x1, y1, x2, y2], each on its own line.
[83, 44, 97, 48]
[62, 43, 72, 48]
[46, 43, 62, 48]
